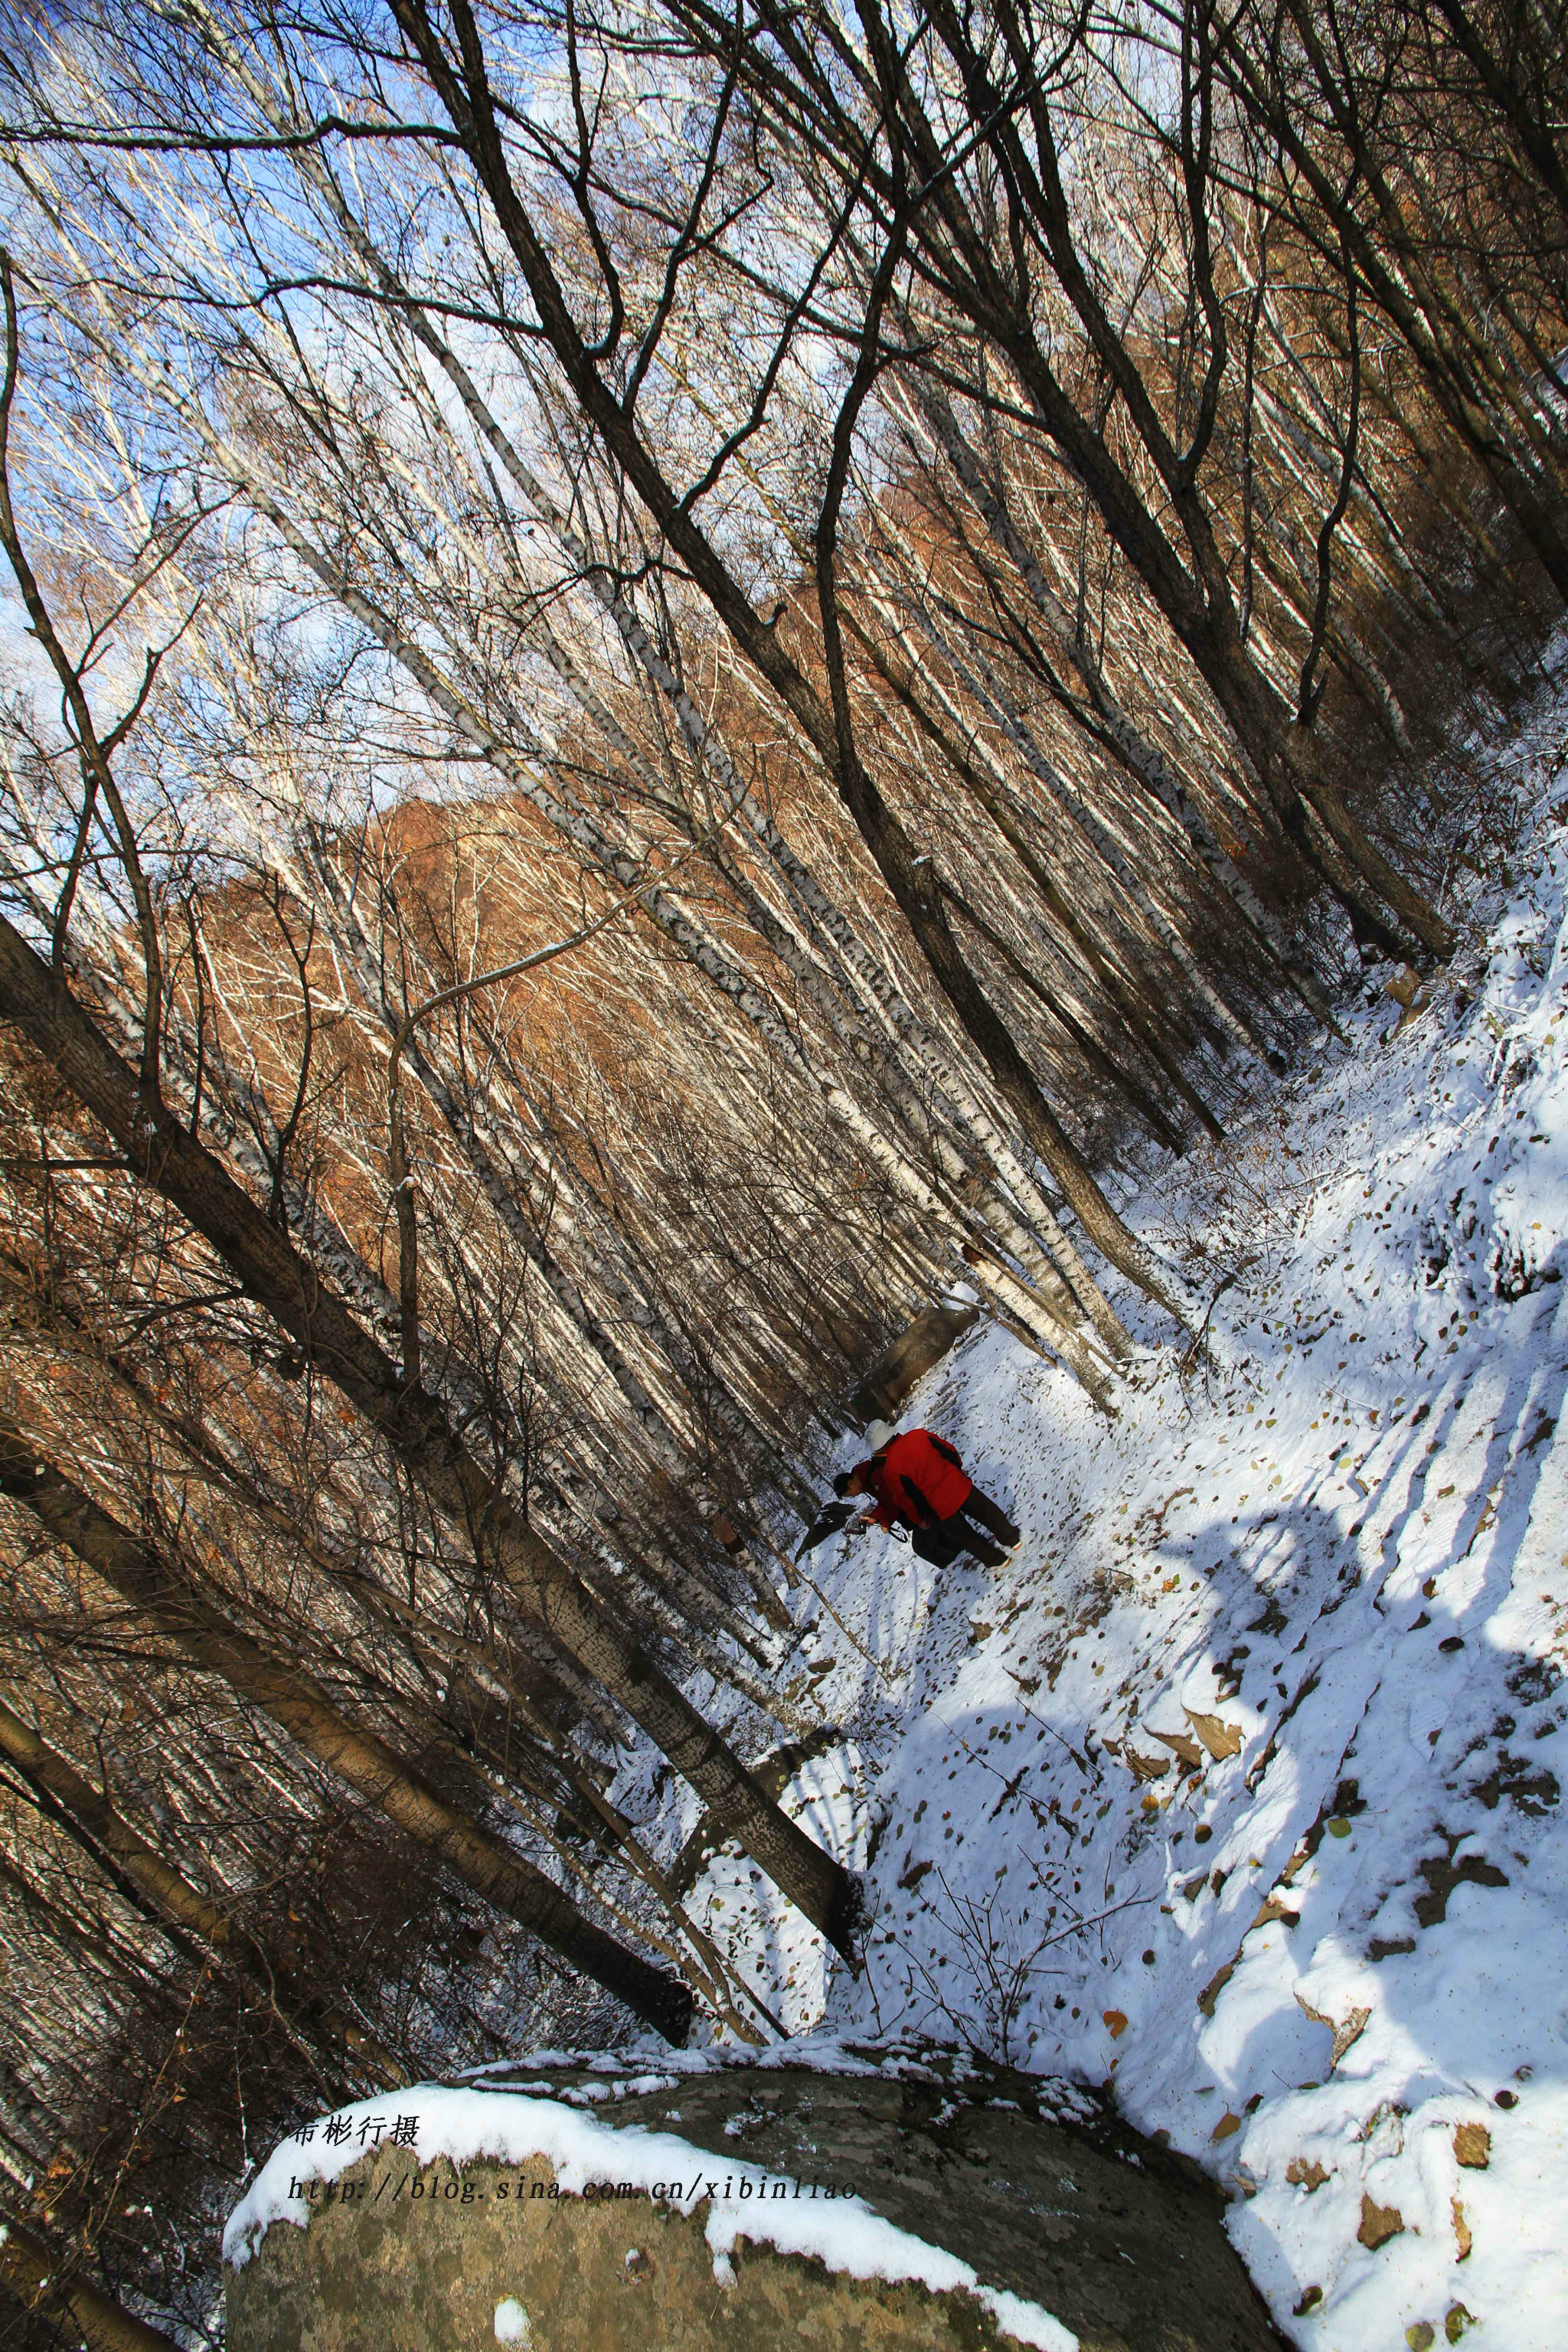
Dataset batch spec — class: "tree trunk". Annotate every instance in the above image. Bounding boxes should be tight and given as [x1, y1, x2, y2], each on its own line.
[0, 1691, 406, 2089]
[0, 1413, 696, 2046]
[372, 0, 1183, 1317]
[0, 912, 861, 1965]
[0, 2212, 182, 2352]
[895, 371, 1335, 1020]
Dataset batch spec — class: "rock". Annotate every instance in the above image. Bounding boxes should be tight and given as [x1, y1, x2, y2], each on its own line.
[227, 2054, 1288, 2351]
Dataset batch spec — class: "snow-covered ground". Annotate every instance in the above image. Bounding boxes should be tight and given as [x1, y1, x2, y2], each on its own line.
[666, 662, 1568, 2350]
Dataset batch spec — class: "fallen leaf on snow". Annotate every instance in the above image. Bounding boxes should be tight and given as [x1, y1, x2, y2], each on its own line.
[1185, 1708, 1243, 1760]
[1124, 1748, 1171, 1781]
[1197, 1961, 1235, 2017]
[1453, 2122, 1490, 2169]
[1211, 2112, 1242, 2141]
[1358, 2193, 1405, 2249]
[1148, 1728, 1206, 1769]
[1446, 2302, 1475, 2339]
[1296, 1994, 1371, 2063]
[1415, 1850, 1508, 1927]
[1102, 2009, 1128, 2038]
[1452, 2199, 1472, 2262]
[1406, 2325, 1435, 2351]
[1285, 2158, 1330, 2190]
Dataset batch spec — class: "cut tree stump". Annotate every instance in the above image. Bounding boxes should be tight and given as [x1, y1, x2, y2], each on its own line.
[847, 1304, 980, 1430]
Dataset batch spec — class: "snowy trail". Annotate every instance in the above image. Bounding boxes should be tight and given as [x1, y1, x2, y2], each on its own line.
[662, 662, 1568, 2349]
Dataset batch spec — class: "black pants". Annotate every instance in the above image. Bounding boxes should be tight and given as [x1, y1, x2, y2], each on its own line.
[910, 1488, 1020, 1570]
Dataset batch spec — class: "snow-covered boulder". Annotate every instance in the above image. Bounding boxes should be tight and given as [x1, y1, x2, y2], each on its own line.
[224, 2050, 1284, 2351]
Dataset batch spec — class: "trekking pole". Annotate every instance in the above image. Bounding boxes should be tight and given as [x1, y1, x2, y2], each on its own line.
[789, 1551, 895, 1684]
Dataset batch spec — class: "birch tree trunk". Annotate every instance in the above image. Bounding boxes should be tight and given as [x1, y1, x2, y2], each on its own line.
[0, 2213, 182, 2352]
[0, 908, 863, 1961]
[0, 1412, 698, 2044]
[0, 1694, 406, 2089]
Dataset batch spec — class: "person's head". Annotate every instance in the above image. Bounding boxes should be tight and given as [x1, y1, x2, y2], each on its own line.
[832, 1463, 872, 1499]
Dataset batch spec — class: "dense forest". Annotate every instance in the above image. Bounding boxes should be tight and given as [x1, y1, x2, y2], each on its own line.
[0, 0, 1563, 2338]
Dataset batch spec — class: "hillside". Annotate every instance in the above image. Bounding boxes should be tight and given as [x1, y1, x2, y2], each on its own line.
[668, 644, 1568, 2350]
[2, 2, 1567, 2338]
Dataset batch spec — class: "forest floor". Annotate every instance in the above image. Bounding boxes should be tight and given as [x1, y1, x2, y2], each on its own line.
[657, 647, 1568, 2352]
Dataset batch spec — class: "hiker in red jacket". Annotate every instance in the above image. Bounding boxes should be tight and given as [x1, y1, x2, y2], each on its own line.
[833, 1428, 1020, 1569]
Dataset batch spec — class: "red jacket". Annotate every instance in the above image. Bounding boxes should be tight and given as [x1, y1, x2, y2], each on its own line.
[864, 1429, 973, 1530]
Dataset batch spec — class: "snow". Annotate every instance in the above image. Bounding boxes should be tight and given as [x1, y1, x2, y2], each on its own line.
[222, 2080, 1076, 2350]
[671, 652, 1568, 2349]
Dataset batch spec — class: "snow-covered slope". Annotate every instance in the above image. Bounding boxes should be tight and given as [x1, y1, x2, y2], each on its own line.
[673, 667, 1568, 2350]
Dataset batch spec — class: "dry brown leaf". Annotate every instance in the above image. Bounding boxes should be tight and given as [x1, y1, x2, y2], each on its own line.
[1452, 2199, 1472, 2262]
[1102, 2009, 1128, 2038]
[1252, 1895, 1301, 1929]
[1285, 2158, 1330, 2191]
[1197, 1960, 1235, 2018]
[1453, 2123, 1490, 2169]
[1148, 1728, 1207, 1769]
[1211, 2112, 1242, 2141]
[1185, 1707, 1243, 1760]
[1125, 1747, 1171, 1782]
[1357, 2193, 1405, 2249]
[1296, 1994, 1370, 2063]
